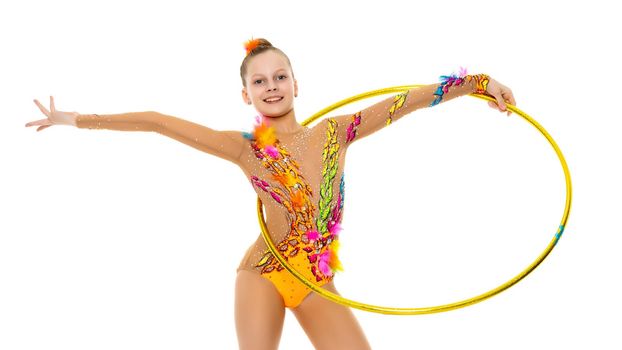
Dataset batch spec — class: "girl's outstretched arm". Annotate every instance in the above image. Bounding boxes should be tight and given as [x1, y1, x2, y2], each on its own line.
[74, 111, 245, 165]
[26, 97, 244, 165]
[331, 71, 515, 147]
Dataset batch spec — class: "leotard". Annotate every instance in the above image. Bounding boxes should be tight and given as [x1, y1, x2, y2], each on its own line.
[75, 72, 489, 308]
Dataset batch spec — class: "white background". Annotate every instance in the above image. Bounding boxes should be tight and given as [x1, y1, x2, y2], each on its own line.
[1, 0, 620, 349]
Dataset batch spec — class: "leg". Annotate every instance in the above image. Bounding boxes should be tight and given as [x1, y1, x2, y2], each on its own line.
[290, 281, 372, 350]
[235, 270, 286, 350]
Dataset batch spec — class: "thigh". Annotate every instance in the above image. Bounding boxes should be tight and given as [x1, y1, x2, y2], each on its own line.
[235, 270, 286, 350]
[291, 281, 372, 350]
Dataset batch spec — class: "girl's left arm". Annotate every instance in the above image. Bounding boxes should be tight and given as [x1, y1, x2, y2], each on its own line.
[332, 71, 514, 147]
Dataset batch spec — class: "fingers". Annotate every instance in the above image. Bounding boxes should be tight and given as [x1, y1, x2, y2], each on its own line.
[504, 90, 516, 109]
[25, 119, 52, 131]
[25, 118, 50, 127]
[502, 88, 515, 116]
[50, 95, 56, 112]
[495, 94, 513, 116]
[488, 95, 512, 117]
[493, 92, 507, 112]
[488, 79, 515, 117]
[33, 98, 50, 117]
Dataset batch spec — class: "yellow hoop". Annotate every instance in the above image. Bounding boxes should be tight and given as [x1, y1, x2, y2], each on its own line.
[257, 85, 572, 315]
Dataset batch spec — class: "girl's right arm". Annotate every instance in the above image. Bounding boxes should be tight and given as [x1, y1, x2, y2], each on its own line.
[75, 111, 245, 165]
[27, 97, 245, 165]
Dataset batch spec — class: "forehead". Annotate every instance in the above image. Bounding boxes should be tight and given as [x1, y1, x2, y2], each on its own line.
[247, 51, 290, 77]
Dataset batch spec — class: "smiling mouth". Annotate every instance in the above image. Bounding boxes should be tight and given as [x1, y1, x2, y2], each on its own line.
[263, 96, 284, 103]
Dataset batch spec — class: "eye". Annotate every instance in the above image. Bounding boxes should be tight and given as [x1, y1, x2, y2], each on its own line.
[277, 75, 287, 80]
[254, 79, 263, 84]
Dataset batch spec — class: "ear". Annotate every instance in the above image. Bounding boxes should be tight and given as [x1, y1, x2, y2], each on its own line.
[241, 87, 251, 105]
[294, 78, 298, 97]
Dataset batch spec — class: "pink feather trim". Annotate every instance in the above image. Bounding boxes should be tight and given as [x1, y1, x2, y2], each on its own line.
[318, 251, 333, 277]
[458, 66, 468, 78]
[328, 221, 342, 236]
[264, 145, 279, 158]
[306, 230, 320, 241]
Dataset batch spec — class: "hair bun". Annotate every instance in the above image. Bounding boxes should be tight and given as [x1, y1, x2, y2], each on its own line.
[244, 38, 272, 56]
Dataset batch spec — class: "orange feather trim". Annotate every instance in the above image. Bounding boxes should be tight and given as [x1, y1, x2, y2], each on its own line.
[253, 122, 277, 149]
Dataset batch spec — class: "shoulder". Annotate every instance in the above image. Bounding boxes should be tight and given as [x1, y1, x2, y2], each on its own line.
[217, 130, 252, 164]
[313, 114, 355, 146]
[221, 130, 247, 141]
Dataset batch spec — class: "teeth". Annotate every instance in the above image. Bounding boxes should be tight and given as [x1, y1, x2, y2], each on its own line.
[264, 97, 282, 102]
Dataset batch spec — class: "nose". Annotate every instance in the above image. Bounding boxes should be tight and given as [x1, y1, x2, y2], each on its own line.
[266, 82, 278, 92]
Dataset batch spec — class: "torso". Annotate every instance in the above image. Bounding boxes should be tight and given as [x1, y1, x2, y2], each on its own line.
[235, 118, 348, 283]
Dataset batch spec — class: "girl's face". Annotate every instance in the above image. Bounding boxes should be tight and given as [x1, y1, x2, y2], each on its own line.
[242, 50, 298, 118]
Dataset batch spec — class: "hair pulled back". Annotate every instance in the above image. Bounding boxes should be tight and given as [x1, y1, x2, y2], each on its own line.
[240, 38, 294, 87]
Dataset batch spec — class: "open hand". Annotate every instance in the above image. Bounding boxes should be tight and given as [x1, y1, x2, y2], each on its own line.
[485, 78, 516, 117]
[26, 96, 78, 131]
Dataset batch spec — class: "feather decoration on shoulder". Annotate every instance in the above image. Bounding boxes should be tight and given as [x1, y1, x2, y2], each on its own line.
[247, 115, 277, 149]
[254, 123, 276, 149]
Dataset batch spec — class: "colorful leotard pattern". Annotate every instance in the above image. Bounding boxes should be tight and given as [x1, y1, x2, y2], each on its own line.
[243, 116, 344, 284]
[431, 67, 489, 107]
[74, 68, 490, 309]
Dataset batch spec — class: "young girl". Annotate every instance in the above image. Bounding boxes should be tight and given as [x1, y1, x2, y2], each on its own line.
[27, 38, 515, 350]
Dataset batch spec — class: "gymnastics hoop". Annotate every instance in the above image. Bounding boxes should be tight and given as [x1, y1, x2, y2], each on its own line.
[257, 85, 572, 315]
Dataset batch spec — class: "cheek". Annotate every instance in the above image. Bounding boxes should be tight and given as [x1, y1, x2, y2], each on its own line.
[248, 86, 262, 99]
[281, 81, 294, 92]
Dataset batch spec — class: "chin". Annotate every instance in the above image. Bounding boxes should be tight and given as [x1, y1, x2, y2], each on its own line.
[262, 112, 285, 118]
[261, 106, 293, 118]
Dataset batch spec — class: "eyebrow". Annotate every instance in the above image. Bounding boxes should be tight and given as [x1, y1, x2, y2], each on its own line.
[251, 68, 288, 79]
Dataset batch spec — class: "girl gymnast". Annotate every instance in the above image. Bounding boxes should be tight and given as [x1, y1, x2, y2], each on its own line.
[26, 38, 516, 350]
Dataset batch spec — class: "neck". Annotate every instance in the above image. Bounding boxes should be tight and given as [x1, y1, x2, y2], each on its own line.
[263, 108, 306, 135]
